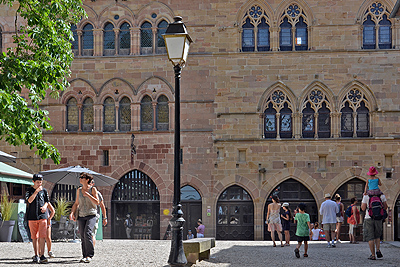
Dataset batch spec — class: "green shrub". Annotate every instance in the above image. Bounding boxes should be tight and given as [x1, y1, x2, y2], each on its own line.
[1, 190, 15, 221]
[54, 197, 71, 221]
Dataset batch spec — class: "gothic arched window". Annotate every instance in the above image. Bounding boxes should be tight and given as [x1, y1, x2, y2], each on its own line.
[82, 23, 94, 56]
[301, 89, 331, 138]
[362, 2, 392, 49]
[103, 97, 116, 132]
[279, 4, 309, 51]
[140, 22, 153, 55]
[241, 5, 270, 52]
[156, 95, 169, 130]
[82, 97, 94, 132]
[264, 90, 293, 139]
[157, 20, 168, 53]
[119, 97, 131, 132]
[119, 22, 130, 55]
[103, 22, 115, 56]
[70, 25, 78, 56]
[67, 97, 78, 132]
[340, 89, 371, 138]
[141, 95, 153, 131]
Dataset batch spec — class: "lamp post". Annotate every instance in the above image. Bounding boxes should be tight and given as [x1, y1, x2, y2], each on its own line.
[163, 16, 193, 266]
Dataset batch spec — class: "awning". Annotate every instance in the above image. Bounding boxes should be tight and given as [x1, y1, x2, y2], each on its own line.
[0, 162, 33, 185]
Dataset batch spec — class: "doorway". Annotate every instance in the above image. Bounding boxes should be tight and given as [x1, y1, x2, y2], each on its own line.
[181, 185, 202, 239]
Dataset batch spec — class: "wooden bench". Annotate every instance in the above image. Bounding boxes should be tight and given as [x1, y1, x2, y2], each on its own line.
[183, 237, 215, 265]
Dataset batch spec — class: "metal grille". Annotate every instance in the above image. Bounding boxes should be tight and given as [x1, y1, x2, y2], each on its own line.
[103, 22, 115, 53]
[103, 97, 116, 132]
[82, 97, 94, 132]
[156, 95, 169, 130]
[67, 97, 78, 132]
[112, 170, 159, 201]
[50, 184, 78, 202]
[140, 95, 153, 131]
[141, 22, 153, 54]
[119, 97, 131, 132]
[119, 22, 130, 55]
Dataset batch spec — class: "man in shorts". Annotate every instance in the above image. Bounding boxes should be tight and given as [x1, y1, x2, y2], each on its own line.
[25, 174, 50, 263]
[361, 193, 387, 260]
[319, 193, 339, 248]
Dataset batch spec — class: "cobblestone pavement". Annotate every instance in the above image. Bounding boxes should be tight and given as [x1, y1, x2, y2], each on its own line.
[0, 240, 399, 267]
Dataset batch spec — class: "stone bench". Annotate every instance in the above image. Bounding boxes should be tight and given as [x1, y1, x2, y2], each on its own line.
[183, 237, 216, 265]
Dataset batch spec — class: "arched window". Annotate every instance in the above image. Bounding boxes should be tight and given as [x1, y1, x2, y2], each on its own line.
[264, 90, 293, 139]
[70, 25, 78, 56]
[264, 102, 276, 138]
[119, 22, 130, 55]
[156, 95, 169, 130]
[66, 97, 78, 132]
[241, 5, 270, 52]
[279, 4, 309, 51]
[82, 97, 94, 132]
[362, 2, 392, 49]
[103, 97, 116, 132]
[340, 89, 371, 138]
[140, 22, 153, 55]
[119, 97, 131, 132]
[141, 95, 153, 131]
[302, 89, 331, 138]
[157, 20, 168, 54]
[103, 22, 115, 56]
[82, 23, 94, 56]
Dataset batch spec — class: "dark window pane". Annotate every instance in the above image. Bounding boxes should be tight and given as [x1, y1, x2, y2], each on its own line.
[363, 15, 375, 49]
[82, 97, 94, 132]
[318, 102, 330, 138]
[257, 17, 269, 51]
[242, 18, 254, 52]
[280, 102, 292, 138]
[264, 102, 277, 138]
[341, 102, 353, 137]
[156, 95, 169, 130]
[157, 20, 168, 48]
[356, 102, 369, 137]
[141, 22, 152, 48]
[181, 185, 201, 200]
[103, 97, 116, 132]
[104, 23, 115, 50]
[119, 22, 131, 54]
[280, 17, 292, 51]
[70, 25, 78, 51]
[141, 95, 153, 131]
[119, 97, 131, 132]
[82, 24, 94, 50]
[67, 98, 78, 132]
[302, 102, 314, 138]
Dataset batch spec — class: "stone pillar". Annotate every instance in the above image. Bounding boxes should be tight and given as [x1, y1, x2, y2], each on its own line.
[271, 26, 279, 51]
[114, 28, 120, 56]
[352, 112, 357, 137]
[93, 29, 103, 56]
[152, 27, 157, 54]
[294, 113, 302, 139]
[77, 30, 82, 56]
[276, 113, 281, 140]
[115, 104, 120, 132]
[78, 104, 82, 132]
[314, 113, 318, 138]
[152, 102, 157, 131]
[131, 27, 140, 55]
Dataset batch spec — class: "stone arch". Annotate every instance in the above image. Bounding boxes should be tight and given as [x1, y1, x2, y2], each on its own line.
[338, 80, 378, 111]
[62, 79, 97, 104]
[181, 173, 210, 199]
[236, 0, 274, 26]
[79, 5, 98, 29]
[136, 76, 174, 101]
[98, 3, 134, 21]
[99, 93, 118, 104]
[155, 17, 171, 27]
[116, 19, 133, 29]
[257, 81, 297, 112]
[110, 161, 168, 197]
[78, 20, 96, 31]
[101, 19, 116, 29]
[357, 0, 394, 22]
[261, 167, 325, 210]
[135, 1, 174, 26]
[275, 0, 315, 25]
[300, 80, 335, 111]
[213, 175, 259, 207]
[98, 77, 136, 97]
[115, 93, 134, 103]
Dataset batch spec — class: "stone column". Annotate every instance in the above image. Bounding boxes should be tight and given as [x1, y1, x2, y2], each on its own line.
[131, 27, 140, 55]
[152, 102, 157, 131]
[276, 113, 281, 140]
[294, 113, 302, 139]
[352, 112, 357, 137]
[78, 104, 82, 132]
[77, 30, 82, 56]
[114, 28, 120, 56]
[115, 103, 120, 132]
[271, 26, 279, 51]
[152, 27, 157, 54]
[314, 113, 318, 138]
[93, 29, 103, 56]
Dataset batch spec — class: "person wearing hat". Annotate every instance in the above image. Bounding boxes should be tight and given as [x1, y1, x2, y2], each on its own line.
[364, 166, 382, 196]
[280, 202, 292, 246]
[25, 174, 50, 263]
[319, 193, 339, 248]
[195, 219, 205, 238]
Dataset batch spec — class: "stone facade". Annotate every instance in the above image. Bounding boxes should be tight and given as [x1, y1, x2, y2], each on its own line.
[1, 0, 400, 241]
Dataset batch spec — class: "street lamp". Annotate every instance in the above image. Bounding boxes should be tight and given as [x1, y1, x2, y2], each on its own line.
[163, 16, 193, 266]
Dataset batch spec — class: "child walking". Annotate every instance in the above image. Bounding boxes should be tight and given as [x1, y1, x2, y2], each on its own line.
[280, 202, 291, 246]
[294, 203, 311, 258]
[364, 166, 382, 196]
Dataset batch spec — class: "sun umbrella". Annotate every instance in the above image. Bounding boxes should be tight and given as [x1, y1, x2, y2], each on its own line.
[0, 151, 16, 163]
[39, 165, 118, 187]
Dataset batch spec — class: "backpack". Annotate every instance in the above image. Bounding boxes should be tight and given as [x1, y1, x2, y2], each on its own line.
[345, 204, 353, 218]
[368, 195, 384, 220]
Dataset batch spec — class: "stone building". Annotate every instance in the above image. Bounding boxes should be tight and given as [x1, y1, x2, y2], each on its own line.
[1, 0, 400, 241]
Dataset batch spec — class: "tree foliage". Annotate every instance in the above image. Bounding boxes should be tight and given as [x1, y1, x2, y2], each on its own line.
[0, 0, 86, 164]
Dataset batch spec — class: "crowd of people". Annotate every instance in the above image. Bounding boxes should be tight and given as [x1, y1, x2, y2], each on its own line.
[266, 166, 388, 260]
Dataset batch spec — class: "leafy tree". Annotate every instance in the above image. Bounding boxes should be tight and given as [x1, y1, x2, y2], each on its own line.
[0, 0, 86, 164]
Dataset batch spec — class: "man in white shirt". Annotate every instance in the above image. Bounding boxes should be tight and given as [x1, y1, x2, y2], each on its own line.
[319, 193, 339, 248]
[361, 193, 387, 260]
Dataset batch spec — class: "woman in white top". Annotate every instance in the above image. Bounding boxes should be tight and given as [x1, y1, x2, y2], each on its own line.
[266, 195, 284, 247]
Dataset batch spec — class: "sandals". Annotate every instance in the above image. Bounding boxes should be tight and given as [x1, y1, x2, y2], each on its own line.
[273, 243, 276, 247]
[281, 244, 285, 247]
[376, 250, 383, 258]
[368, 255, 376, 260]
[303, 254, 308, 257]
[294, 248, 300, 258]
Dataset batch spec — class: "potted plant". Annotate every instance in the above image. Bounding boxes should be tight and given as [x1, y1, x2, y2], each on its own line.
[53, 197, 71, 221]
[0, 190, 16, 242]
[52, 197, 72, 240]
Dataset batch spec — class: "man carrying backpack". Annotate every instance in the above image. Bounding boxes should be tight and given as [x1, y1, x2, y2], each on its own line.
[361, 192, 387, 260]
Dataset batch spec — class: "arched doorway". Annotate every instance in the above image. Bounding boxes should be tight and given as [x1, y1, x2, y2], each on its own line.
[334, 178, 366, 241]
[264, 178, 318, 240]
[216, 185, 254, 240]
[393, 194, 400, 240]
[181, 185, 202, 239]
[111, 170, 160, 239]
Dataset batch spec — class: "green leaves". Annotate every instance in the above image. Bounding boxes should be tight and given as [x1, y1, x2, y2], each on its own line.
[0, 0, 86, 164]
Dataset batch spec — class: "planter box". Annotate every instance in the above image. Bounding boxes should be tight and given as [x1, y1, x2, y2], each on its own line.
[0, 220, 15, 242]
